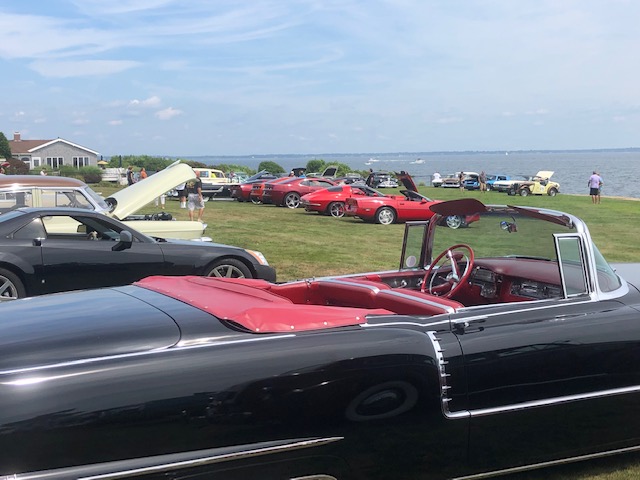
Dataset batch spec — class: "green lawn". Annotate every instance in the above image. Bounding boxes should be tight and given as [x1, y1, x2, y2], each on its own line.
[106, 183, 640, 479]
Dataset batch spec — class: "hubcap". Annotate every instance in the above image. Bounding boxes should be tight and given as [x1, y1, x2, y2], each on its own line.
[0, 276, 19, 301]
[330, 203, 345, 217]
[285, 194, 300, 208]
[446, 215, 462, 229]
[378, 209, 394, 224]
[208, 265, 246, 278]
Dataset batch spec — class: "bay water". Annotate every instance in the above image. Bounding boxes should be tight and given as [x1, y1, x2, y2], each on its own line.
[185, 150, 640, 199]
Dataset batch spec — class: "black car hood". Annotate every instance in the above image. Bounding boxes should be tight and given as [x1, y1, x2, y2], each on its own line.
[0, 288, 180, 372]
[396, 172, 418, 191]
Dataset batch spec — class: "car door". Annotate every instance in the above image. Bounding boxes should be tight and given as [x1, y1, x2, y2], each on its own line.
[444, 243, 640, 472]
[394, 193, 433, 222]
[36, 213, 167, 294]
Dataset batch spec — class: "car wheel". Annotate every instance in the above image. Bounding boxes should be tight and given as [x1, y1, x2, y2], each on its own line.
[507, 188, 515, 196]
[250, 196, 262, 205]
[548, 188, 558, 197]
[0, 268, 26, 301]
[205, 259, 253, 278]
[445, 215, 464, 229]
[328, 201, 345, 218]
[284, 192, 301, 209]
[375, 207, 396, 225]
[519, 188, 530, 197]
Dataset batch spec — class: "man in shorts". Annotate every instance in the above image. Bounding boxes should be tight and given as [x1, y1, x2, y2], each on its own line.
[185, 171, 205, 221]
[588, 171, 603, 204]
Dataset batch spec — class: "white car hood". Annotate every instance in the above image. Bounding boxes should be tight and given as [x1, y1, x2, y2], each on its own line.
[536, 170, 554, 179]
[106, 162, 196, 219]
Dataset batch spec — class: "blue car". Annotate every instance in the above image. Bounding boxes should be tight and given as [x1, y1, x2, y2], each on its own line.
[486, 173, 513, 191]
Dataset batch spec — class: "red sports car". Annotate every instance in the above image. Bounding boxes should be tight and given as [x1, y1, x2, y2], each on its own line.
[301, 183, 383, 218]
[230, 170, 278, 202]
[263, 177, 337, 208]
[344, 172, 478, 227]
[249, 177, 291, 204]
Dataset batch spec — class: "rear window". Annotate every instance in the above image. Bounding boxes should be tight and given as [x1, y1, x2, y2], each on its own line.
[327, 186, 345, 192]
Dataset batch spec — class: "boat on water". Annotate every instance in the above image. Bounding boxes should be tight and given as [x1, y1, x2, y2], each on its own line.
[411, 159, 425, 164]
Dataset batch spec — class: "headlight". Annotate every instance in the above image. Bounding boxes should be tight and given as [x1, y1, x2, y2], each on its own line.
[245, 249, 269, 265]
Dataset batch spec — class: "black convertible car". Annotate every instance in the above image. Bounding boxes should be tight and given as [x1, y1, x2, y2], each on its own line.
[0, 207, 276, 300]
[1, 199, 639, 479]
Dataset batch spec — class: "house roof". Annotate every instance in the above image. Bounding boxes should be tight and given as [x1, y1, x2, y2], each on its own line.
[9, 137, 99, 156]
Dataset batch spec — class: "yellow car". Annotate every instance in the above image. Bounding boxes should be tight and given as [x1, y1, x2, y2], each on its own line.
[508, 170, 560, 197]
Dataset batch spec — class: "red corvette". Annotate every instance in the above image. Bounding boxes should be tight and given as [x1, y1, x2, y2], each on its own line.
[344, 172, 478, 227]
[301, 183, 384, 218]
[263, 177, 337, 208]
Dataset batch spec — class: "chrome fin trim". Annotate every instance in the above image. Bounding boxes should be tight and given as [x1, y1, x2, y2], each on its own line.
[452, 443, 640, 480]
[3, 437, 343, 480]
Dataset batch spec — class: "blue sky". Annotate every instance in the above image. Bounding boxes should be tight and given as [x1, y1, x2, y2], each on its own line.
[1, 0, 639, 156]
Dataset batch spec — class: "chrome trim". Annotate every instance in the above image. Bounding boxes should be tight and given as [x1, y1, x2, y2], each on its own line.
[4, 437, 343, 480]
[290, 476, 337, 480]
[314, 278, 382, 293]
[451, 443, 640, 480]
[464, 384, 640, 418]
[0, 334, 295, 377]
[451, 298, 595, 327]
[426, 331, 456, 418]
[362, 319, 450, 329]
[376, 289, 456, 314]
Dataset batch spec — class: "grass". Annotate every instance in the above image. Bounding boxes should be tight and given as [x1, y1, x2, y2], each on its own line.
[119, 186, 639, 281]
[104, 183, 640, 479]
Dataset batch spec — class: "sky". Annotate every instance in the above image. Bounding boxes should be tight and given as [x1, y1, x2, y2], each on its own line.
[1, 0, 640, 157]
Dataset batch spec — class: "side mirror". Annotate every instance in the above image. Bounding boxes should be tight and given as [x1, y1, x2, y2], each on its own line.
[112, 230, 134, 251]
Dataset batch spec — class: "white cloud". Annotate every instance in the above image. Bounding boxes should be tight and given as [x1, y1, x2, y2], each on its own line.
[155, 107, 182, 120]
[108, 120, 123, 126]
[129, 96, 161, 108]
[29, 60, 139, 78]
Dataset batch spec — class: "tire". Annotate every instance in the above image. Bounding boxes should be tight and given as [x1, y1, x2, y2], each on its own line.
[328, 201, 345, 218]
[548, 188, 558, 197]
[507, 188, 516, 196]
[250, 195, 262, 205]
[445, 215, 464, 229]
[375, 207, 396, 225]
[284, 192, 301, 209]
[0, 268, 26, 301]
[519, 188, 530, 197]
[205, 258, 253, 279]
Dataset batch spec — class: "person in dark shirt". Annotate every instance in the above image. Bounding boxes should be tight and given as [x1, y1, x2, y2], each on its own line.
[185, 171, 205, 221]
[126, 166, 136, 185]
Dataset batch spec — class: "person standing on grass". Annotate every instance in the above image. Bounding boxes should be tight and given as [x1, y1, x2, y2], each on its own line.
[458, 172, 465, 192]
[588, 171, 603, 204]
[185, 171, 205, 221]
[479, 171, 487, 192]
[126, 166, 136, 185]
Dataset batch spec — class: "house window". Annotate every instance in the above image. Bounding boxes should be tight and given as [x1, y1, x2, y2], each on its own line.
[46, 157, 64, 169]
[32, 157, 41, 167]
[73, 156, 90, 168]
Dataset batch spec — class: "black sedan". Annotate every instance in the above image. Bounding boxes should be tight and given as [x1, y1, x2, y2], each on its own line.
[0, 207, 276, 300]
[2, 199, 640, 479]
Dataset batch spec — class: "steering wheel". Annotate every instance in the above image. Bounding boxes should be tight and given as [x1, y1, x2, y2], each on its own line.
[421, 244, 474, 298]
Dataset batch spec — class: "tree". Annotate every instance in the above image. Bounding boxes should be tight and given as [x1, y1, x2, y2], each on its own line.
[257, 161, 285, 174]
[0, 132, 12, 161]
[4, 157, 29, 175]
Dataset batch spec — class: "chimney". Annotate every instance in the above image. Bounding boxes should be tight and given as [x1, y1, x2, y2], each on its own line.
[13, 132, 21, 142]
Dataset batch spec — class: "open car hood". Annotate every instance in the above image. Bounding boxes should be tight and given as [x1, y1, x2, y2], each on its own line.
[106, 161, 196, 219]
[536, 170, 554, 179]
[429, 198, 573, 227]
[395, 172, 417, 191]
